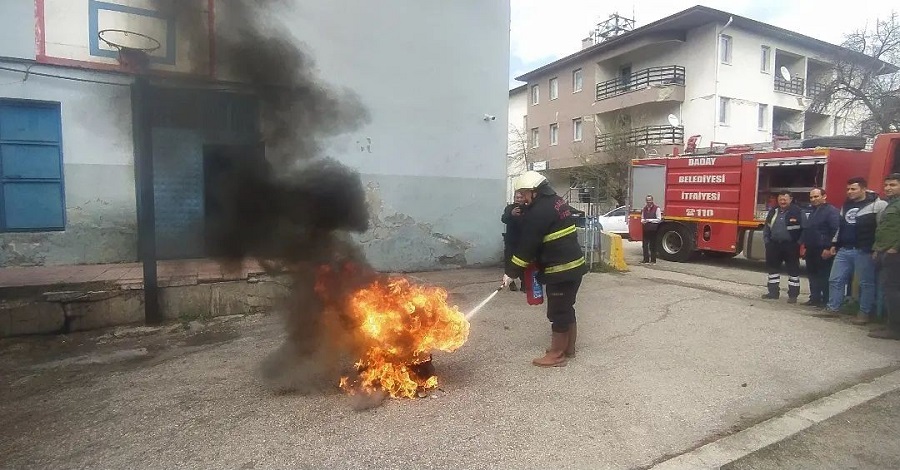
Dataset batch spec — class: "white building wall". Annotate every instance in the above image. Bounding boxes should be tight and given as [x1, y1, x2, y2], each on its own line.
[0, 63, 138, 266]
[256, 0, 512, 271]
[591, 22, 847, 151]
[0, 0, 511, 271]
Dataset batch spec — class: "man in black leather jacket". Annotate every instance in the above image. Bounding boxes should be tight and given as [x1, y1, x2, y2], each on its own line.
[800, 188, 840, 307]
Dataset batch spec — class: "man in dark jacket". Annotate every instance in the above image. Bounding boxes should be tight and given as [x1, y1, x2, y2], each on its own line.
[800, 188, 840, 307]
[762, 191, 804, 302]
[870, 173, 900, 340]
[501, 191, 525, 291]
[501, 171, 588, 367]
[825, 177, 888, 323]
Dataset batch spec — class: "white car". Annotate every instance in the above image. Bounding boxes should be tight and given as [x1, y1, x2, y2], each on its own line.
[596, 205, 629, 237]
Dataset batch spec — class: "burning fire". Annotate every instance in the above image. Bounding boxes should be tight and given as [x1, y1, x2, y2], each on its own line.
[316, 265, 470, 398]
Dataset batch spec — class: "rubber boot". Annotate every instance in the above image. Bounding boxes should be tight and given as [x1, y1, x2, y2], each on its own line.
[533, 331, 569, 367]
[565, 322, 577, 357]
[549, 322, 577, 357]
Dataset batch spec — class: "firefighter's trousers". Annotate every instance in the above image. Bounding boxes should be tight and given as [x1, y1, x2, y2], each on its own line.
[765, 240, 801, 299]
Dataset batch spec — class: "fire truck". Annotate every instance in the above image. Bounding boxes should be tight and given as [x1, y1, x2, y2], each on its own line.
[627, 133, 900, 262]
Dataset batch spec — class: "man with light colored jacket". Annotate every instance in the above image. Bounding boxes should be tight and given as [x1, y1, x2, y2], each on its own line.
[825, 177, 888, 323]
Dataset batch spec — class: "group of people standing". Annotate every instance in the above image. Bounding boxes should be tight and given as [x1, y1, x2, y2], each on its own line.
[763, 174, 900, 340]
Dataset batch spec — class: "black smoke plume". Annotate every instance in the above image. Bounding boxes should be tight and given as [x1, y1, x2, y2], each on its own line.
[152, 0, 380, 394]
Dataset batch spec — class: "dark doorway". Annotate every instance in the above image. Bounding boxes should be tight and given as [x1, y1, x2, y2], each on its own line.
[202, 143, 266, 257]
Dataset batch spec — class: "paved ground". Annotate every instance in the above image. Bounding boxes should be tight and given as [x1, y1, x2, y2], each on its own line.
[2, 255, 900, 469]
[723, 388, 900, 470]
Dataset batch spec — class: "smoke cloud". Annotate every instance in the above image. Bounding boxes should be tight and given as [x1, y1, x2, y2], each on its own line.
[149, 1, 381, 395]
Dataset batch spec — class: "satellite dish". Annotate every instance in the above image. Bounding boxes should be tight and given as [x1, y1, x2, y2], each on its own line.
[667, 114, 680, 127]
[780, 66, 791, 81]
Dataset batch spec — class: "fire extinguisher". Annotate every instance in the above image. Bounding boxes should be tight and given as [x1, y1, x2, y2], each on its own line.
[523, 263, 544, 305]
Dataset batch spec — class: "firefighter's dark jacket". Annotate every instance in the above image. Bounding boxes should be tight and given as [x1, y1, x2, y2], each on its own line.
[505, 185, 588, 284]
[763, 204, 803, 244]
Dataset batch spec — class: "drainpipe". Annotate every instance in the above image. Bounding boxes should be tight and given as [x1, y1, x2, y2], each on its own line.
[712, 16, 734, 143]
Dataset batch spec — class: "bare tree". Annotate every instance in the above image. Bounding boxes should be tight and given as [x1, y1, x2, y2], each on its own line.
[568, 113, 640, 208]
[507, 125, 530, 177]
[811, 12, 900, 134]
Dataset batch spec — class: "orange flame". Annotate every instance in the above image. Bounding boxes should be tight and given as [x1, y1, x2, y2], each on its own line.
[340, 277, 470, 398]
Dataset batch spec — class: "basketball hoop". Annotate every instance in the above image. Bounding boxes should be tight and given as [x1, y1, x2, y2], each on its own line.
[98, 29, 161, 73]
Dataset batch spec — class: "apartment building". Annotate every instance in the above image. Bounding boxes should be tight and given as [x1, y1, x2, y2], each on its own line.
[511, 5, 896, 197]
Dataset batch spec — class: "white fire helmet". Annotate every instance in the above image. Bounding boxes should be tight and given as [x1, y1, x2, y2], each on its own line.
[514, 171, 547, 191]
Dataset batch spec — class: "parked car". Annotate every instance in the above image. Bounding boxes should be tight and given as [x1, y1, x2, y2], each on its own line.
[596, 205, 629, 238]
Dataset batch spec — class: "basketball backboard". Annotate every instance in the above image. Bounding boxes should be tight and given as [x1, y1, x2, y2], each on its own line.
[38, 0, 214, 76]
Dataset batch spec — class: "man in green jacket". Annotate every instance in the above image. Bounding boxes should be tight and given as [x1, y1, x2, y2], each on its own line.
[869, 173, 900, 340]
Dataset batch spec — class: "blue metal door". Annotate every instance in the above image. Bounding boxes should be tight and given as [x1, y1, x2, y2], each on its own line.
[0, 100, 65, 232]
[152, 128, 205, 259]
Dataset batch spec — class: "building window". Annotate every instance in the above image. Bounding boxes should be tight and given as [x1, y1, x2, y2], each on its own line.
[531, 85, 539, 105]
[572, 69, 583, 93]
[0, 100, 65, 232]
[549, 77, 559, 100]
[573, 118, 583, 141]
[760, 46, 770, 73]
[720, 34, 732, 64]
[758, 104, 768, 129]
[531, 127, 539, 148]
[719, 97, 730, 125]
[549, 123, 559, 146]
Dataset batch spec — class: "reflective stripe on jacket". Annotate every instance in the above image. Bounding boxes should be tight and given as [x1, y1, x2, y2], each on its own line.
[506, 191, 588, 284]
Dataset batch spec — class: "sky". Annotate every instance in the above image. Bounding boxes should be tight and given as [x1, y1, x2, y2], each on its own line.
[509, 0, 898, 88]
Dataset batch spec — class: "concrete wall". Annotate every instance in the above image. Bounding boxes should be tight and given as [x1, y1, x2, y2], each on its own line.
[0, 64, 138, 266]
[266, 0, 511, 271]
[0, 0, 36, 60]
[0, 0, 511, 272]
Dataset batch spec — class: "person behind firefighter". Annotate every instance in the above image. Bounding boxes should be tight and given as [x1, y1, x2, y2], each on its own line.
[869, 173, 900, 340]
[640, 195, 662, 264]
[501, 190, 526, 291]
[800, 188, 840, 308]
[762, 191, 803, 303]
[824, 177, 888, 323]
[500, 171, 588, 367]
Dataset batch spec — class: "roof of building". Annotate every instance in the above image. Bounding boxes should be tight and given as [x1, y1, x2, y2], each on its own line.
[514, 4, 898, 82]
[509, 84, 527, 95]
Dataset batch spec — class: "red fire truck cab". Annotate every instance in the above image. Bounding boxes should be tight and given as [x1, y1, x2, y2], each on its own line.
[628, 133, 900, 262]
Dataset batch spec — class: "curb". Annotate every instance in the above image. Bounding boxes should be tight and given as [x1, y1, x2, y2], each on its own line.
[649, 369, 900, 469]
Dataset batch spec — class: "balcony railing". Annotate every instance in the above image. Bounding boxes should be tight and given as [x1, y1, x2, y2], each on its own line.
[774, 76, 805, 95]
[774, 129, 802, 140]
[806, 81, 829, 99]
[596, 65, 686, 101]
[595, 125, 684, 151]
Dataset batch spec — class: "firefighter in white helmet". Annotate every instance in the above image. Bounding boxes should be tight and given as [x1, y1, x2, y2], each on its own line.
[501, 171, 588, 367]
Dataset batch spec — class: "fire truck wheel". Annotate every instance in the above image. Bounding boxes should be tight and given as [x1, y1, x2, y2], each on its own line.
[657, 224, 696, 262]
[801, 135, 866, 150]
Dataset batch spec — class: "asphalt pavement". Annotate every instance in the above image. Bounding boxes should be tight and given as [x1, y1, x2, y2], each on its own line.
[2, 252, 899, 469]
